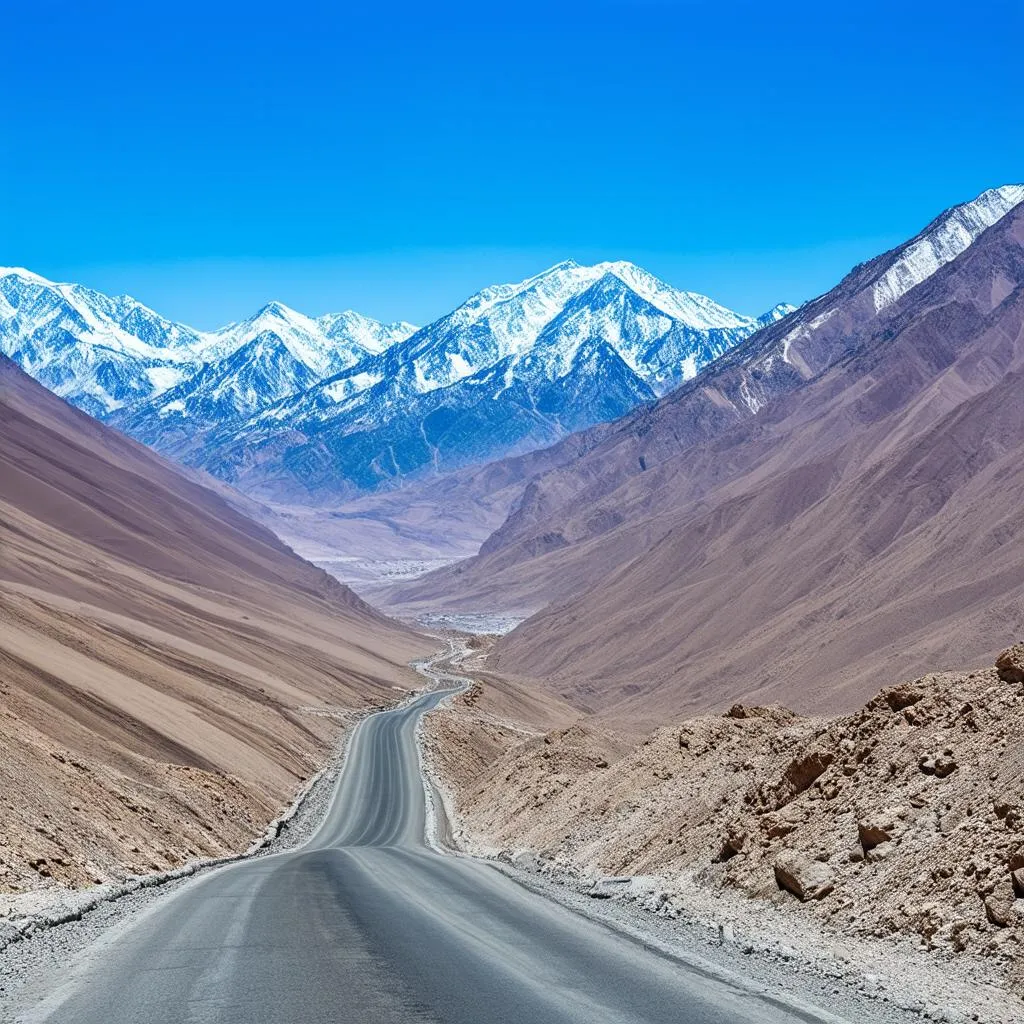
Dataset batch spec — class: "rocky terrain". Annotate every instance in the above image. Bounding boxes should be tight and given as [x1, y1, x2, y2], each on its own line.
[424, 644, 1024, 1012]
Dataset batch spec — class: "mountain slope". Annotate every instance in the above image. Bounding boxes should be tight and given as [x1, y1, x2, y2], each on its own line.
[193, 261, 790, 499]
[475, 185, 1024, 568]
[387, 185, 1024, 720]
[0, 356, 429, 891]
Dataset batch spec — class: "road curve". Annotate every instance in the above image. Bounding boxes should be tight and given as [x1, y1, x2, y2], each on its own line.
[21, 656, 845, 1024]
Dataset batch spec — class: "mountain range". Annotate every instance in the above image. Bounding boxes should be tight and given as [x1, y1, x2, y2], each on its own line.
[0, 262, 790, 499]
[0, 269, 416, 422]
[381, 183, 1024, 722]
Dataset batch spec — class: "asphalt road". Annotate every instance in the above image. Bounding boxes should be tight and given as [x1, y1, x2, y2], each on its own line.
[21, 674, 849, 1024]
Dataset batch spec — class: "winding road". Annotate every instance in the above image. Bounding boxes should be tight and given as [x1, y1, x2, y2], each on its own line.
[22, 656, 848, 1024]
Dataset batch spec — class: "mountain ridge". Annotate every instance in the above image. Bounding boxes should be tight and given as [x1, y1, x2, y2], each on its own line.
[179, 260, 790, 498]
[379, 185, 1024, 721]
[0, 267, 416, 420]
[1, 260, 789, 500]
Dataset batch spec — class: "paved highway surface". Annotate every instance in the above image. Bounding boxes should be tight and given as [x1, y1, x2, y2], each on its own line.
[22, 664, 849, 1024]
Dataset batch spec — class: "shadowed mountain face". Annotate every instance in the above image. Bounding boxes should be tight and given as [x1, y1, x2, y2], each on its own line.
[0, 356, 429, 889]
[387, 188, 1024, 723]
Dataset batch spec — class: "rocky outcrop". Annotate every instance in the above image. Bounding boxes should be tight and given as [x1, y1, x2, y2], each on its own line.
[774, 853, 834, 901]
[427, 646, 1024, 999]
[995, 643, 1024, 684]
[857, 807, 907, 855]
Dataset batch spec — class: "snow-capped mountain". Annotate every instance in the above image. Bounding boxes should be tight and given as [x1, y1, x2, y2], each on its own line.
[191, 261, 792, 497]
[719, 184, 1024, 418]
[308, 259, 770, 405]
[113, 301, 415, 441]
[1, 259, 791, 500]
[0, 268, 415, 423]
[0, 267, 204, 417]
[871, 184, 1024, 311]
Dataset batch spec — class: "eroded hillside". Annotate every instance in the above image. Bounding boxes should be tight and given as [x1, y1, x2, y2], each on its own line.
[426, 645, 1024, 998]
[0, 357, 430, 895]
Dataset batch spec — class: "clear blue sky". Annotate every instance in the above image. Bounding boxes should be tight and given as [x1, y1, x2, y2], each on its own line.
[5, 0, 1022, 328]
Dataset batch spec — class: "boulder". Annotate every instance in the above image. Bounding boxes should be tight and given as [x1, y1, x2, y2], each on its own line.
[859, 817, 894, 851]
[868, 840, 894, 862]
[919, 751, 958, 778]
[763, 816, 798, 839]
[0, 919, 25, 951]
[509, 850, 542, 873]
[995, 643, 1024, 683]
[881, 685, 925, 712]
[1010, 867, 1024, 899]
[984, 894, 1021, 928]
[858, 806, 907, 853]
[716, 824, 748, 861]
[756, 750, 834, 811]
[773, 852, 834, 901]
[588, 876, 632, 899]
[994, 800, 1022, 829]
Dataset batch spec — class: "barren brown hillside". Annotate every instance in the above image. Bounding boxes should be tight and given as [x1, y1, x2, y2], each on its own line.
[394, 194, 1024, 721]
[0, 357, 431, 892]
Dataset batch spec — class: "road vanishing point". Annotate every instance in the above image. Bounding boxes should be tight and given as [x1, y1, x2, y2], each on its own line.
[23, 664, 848, 1024]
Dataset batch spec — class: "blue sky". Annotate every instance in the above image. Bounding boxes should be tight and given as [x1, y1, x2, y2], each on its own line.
[5, 1, 1022, 328]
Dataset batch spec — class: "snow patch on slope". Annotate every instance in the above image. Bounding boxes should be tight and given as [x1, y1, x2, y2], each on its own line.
[872, 185, 1024, 312]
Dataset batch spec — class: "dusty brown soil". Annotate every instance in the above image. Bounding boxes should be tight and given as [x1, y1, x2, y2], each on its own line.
[0, 357, 431, 895]
[425, 647, 1024, 1003]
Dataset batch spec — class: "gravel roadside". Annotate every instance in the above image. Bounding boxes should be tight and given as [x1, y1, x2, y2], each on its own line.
[0, 647, 459, 1022]
[420, 717, 1023, 1024]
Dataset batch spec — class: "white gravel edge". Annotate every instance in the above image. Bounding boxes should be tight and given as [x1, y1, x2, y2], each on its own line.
[417, 707, 1024, 1024]
[0, 650, 452, 958]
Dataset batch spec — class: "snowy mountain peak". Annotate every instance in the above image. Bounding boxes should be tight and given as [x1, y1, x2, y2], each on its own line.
[593, 261, 755, 331]
[240, 300, 316, 333]
[0, 268, 415, 419]
[428, 259, 770, 379]
[0, 266, 53, 286]
[261, 299, 316, 322]
[872, 184, 1024, 311]
[316, 309, 418, 356]
[758, 302, 798, 327]
[203, 300, 412, 382]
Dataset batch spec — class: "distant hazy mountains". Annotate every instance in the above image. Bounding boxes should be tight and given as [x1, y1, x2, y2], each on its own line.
[0, 261, 790, 499]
